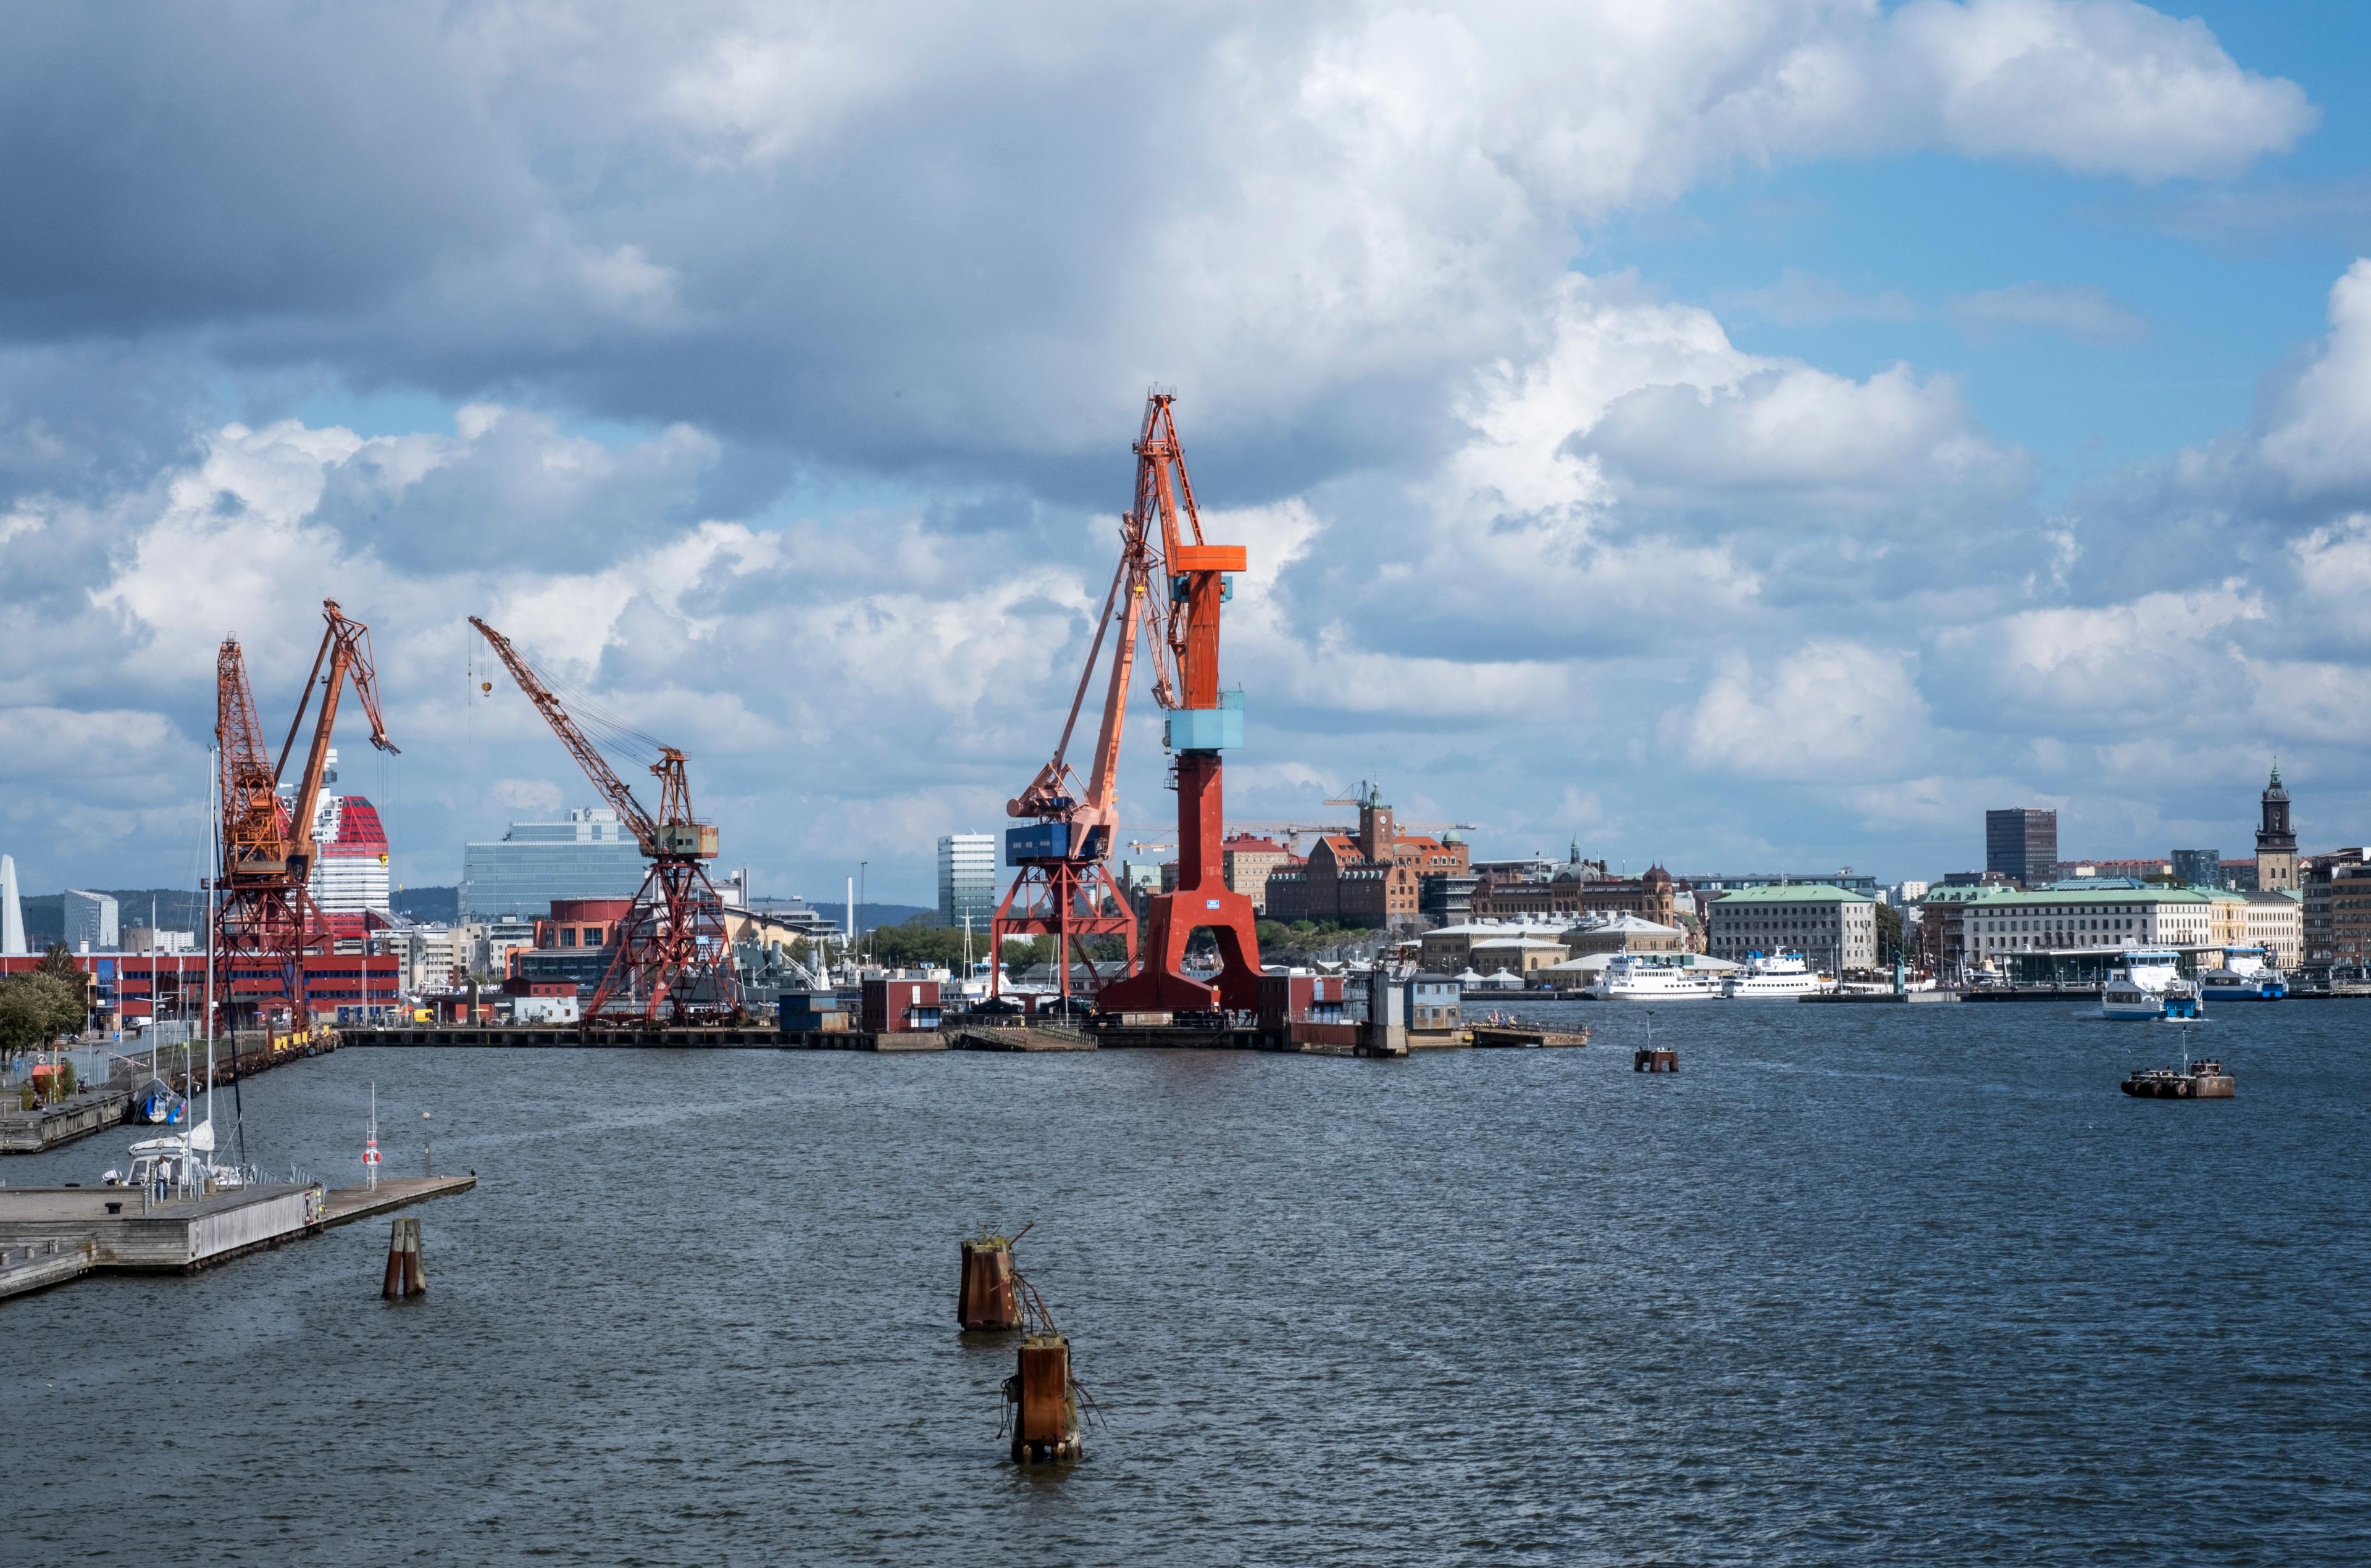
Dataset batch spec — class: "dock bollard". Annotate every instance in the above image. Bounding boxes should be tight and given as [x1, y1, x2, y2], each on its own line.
[381, 1216, 427, 1299]
[958, 1236, 1019, 1331]
[1007, 1334, 1084, 1464]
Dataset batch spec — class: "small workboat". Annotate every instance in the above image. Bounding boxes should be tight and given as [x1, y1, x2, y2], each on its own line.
[2120, 1059, 2235, 1099]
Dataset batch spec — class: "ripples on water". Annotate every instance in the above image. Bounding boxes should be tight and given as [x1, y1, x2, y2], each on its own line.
[6, 1002, 2368, 1565]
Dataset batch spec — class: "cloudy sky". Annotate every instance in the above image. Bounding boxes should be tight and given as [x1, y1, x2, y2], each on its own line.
[6, 1, 2370, 904]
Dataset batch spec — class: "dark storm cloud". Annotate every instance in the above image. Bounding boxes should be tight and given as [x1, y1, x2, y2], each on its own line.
[0, 7, 528, 337]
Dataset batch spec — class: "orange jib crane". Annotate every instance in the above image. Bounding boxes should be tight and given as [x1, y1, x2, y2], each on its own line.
[214, 600, 398, 1028]
[469, 617, 738, 1024]
[1094, 393, 1265, 1017]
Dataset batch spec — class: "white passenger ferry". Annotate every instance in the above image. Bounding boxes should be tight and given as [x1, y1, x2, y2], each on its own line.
[1721, 951, 1829, 1000]
[2199, 946, 2287, 1001]
[2102, 949, 2201, 1020]
[1588, 953, 1720, 1001]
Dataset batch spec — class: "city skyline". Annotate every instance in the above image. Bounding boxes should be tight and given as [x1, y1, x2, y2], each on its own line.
[5, 4, 2371, 904]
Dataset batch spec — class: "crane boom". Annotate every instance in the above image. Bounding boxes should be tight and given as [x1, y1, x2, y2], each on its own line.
[469, 616, 659, 849]
[285, 601, 400, 878]
[469, 613, 734, 1023]
[217, 639, 286, 879]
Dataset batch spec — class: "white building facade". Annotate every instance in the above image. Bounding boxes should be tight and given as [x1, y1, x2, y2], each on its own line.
[1705, 884, 1878, 973]
[1959, 886, 2213, 962]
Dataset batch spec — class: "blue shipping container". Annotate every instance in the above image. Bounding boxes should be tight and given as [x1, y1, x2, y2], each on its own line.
[1006, 822, 1073, 864]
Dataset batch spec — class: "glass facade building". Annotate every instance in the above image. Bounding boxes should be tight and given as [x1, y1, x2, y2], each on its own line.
[2171, 848, 2224, 888]
[461, 808, 647, 923]
[63, 889, 119, 951]
[939, 833, 998, 930]
[1984, 809, 2058, 886]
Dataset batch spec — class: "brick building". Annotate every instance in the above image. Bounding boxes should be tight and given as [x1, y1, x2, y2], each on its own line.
[1219, 835, 1293, 914]
[1261, 789, 1467, 930]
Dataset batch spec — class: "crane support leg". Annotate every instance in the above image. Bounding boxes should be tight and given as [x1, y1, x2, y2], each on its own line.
[1097, 753, 1263, 1015]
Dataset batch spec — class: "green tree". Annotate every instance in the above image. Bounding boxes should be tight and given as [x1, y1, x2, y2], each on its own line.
[869, 917, 969, 972]
[1874, 902, 1904, 967]
[0, 972, 83, 1061]
[1000, 937, 1053, 980]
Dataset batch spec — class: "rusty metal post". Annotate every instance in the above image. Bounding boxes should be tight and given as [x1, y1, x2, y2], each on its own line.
[382, 1216, 426, 1298]
[958, 1238, 1019, 1330]
[1009, 1334, 1082, 1464]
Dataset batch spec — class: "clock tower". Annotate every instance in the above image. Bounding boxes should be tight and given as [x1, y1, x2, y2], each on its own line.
[2255, 765, 2298, 892]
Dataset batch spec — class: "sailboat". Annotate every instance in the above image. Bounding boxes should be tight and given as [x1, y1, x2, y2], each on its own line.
[104, 745, 254, 1196]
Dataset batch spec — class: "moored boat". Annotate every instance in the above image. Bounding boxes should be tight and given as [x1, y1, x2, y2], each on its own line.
[1721, 951, 1828, 1000]
[2199, 946, 2287, 1001]
[1587, 953, 1719, 1001]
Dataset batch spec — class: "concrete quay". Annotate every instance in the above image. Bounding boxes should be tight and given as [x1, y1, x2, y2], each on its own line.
[0, 1088, 132, 1154]
[0, 1173, 475, 1304]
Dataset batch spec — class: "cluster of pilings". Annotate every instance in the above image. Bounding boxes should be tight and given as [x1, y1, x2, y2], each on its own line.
[961, 1228, 1089, 1466]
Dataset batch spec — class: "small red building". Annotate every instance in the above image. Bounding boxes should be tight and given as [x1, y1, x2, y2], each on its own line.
[861, 978, 942, 1033]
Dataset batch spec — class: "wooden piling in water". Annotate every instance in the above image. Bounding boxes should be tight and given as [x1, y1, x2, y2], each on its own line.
[1008, 1333, 1082, 1464]
[381, 1216, 426, 1298]
[958, 1237, 1019, 1331]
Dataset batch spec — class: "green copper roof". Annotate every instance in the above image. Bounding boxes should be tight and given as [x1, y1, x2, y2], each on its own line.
[1710, 883, 1874, 904]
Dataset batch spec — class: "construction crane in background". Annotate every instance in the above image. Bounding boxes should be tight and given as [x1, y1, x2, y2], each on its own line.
[1095, 394, 1265, 1016]
[990, 441, 1160, 1003]
[469, 616, 738, 1024]
[214, 600, 398, 1028]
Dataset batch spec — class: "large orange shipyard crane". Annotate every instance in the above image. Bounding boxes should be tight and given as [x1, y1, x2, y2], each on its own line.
[469, 616, 738, 1024]
[214, 600, 398, 1027]
[1071, 393, 1265, 1017]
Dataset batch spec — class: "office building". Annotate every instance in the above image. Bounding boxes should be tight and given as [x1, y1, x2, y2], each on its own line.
[937, 833, 998, 930]
[62, 889, 119, 951]
[2170, 849, 2223, 888]
[461, 807, 646, 923]
[1705, 884, 1878, 973]
[2303, 851, 2370, 964]
[1985, 809, 2057, 886]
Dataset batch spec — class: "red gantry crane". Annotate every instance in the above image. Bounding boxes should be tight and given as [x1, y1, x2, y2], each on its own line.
[214, 600, 399, 1028]
[1092, 394, 1266, 1017]
[469, 616, 738, 1024]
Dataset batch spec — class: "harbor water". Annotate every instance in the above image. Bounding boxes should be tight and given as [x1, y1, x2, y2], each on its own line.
[6, 1001, 2369, 1564]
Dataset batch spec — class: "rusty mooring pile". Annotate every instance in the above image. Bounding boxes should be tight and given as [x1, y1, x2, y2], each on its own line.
[380, 1216, 427, 1298]
[961, 1224, 1095, 1465]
